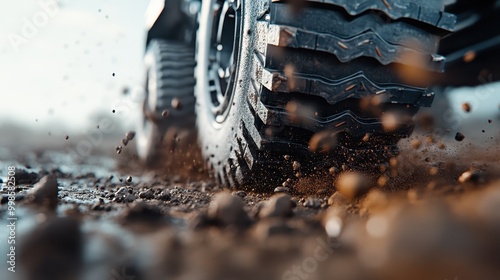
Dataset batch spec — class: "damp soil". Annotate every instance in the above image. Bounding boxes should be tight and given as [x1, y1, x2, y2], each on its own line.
[1, 134, 500, 280]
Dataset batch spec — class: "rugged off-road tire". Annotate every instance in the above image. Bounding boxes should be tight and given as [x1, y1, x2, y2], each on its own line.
[195, 0, 455, 190]
[137, 39, 198, 168]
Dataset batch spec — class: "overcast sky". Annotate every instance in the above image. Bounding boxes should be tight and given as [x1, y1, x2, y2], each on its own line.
[0, 0, 149, 131]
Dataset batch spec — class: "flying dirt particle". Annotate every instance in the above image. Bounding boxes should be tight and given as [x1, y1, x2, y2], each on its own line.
[122, 138, 128, 146]
[309, 130, 338, 153]
[112, 110, 115, 113]
[488, 119, 493, 124]
[126, 176, 132, 183]
[112, 73, 115, 77]
[362, 133, 370, 142]
[426, 135, 435, 144]
[292, 161, 301, 171]
[462, 102, 471, 113]
[171, 98, 182, 110]
[482, 130, 486, 133]
[381, 112, 399, 132]
[335, 172, 371, 201]
[284, 155, 290, 161]
[411, 139, 422, 150]
[162, 110, 169, 118]
[455, 132, 465, 142]
[329, 167, 336, 175]
[377, 176, 388, 187]
[415, 112, 435, 131]
[463, 51, 476, 63]
[389, 158, 398, 168]
[65, 135, 69, 140]
[458, 170, 486, 184]
[126, 131, 136, 141]
[116, 146, 122, 154]
[429, 167, 439, 176]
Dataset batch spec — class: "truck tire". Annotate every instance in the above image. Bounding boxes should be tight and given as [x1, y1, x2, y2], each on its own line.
[137, 39, 197, 168]
[195, 0, 455, 190]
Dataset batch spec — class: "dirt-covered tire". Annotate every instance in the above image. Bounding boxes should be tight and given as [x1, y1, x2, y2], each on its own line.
[195, 0, 455, 190]
[136, 39, 197, 167]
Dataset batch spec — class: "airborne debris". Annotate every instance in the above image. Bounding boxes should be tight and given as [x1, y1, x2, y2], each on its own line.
[455, 132, 465, 142]
[462, 102, 471, 112]
[126, 131, 136, 141]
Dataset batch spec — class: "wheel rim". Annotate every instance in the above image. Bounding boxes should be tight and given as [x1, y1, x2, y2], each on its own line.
[207, 0, 242, 123]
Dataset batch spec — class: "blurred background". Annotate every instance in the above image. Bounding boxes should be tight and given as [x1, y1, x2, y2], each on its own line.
[0, 0, 149, 156]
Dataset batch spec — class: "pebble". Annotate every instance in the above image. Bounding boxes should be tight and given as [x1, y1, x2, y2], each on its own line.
[139, 189, 155, 200]
[171, 98, 182, 110]
[292, 161, 301, 171]
[126, 176, 133, 183]
[29, 175, 58, 209]
[208, 192, 250, 227]
[458, 170, 487, 184]
[126, 131, 136, 141]
[122, 138, 129, 146]
[259, 194, 293, 219]
[455, 132, 465, 142]
[462, 102, 472, 112]
[274, 186, 290, 194]
[335, 172, 371, 201]
[303, 197, 322, 209]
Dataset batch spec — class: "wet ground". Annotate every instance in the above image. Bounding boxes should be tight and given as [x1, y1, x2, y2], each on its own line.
[1, 127, 500, 280]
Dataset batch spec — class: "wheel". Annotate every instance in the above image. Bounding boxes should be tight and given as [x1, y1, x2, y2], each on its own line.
[195, 0, 455, 190]
[136, 39, 198, 168]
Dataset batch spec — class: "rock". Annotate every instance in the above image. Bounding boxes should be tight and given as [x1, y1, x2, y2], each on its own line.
[139, 189, 155, 199]
[328, 192, 348, 206]
[125, 131, 136, 140]
[458, 170, 487, 184]
[208, 192, 250, 227]
[335, 172, 372, 201]
[303, 197, 322, 209]
[126, 176, 133, 183]
[29, 175, 58, 209]
[118, 202, 166, 225]
[462, 102, 471, 112]
[455, 132, 465, 142]
[273, 186, 290, 194]
[14, 169, 39, 184]
[259, 194, 293, 219]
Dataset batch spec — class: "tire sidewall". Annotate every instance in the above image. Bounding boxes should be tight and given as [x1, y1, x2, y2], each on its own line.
[195, 0, 257, 172]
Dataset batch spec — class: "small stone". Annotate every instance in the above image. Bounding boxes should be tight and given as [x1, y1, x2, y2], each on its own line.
[139, 189, 154, 199]
[259, 194, 293, 219]
[161, 110, 169, 118]
[292, 161, 301, 171]
[121, 138, 129, 146]
[126, 176, 133, 183]
[65, 135, 69, 140]
[29, 175, 58, 209]
[458, 170, 486, 184]
[171, 98, 182, 110]
[328, 167, 336, 174]
[455, 132, 465, 142]
[274, 186, 290, 194]
[411, 139, 421, 150]
[335, 172, 371, 201]
[461, 102, 471, 112]
[115, 146, 122, 154]
[303, 197, 321, 209]
[284, 155, 290, 160]
[208, 192, 250, 227]
[126, 131, 136, 141]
